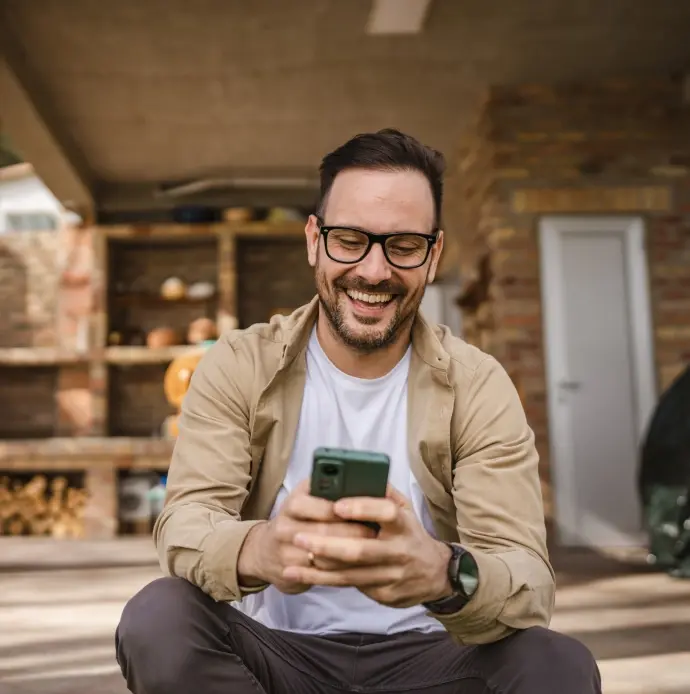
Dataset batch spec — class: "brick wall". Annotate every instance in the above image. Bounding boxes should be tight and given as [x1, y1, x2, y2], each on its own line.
[56, 365, 92, 437]
[0, 366, 58, 438]
[648, 201, 690, 390]
[108, 363, 174, 437]
[0, 231, 60, 347]
[237, 237, 316, 328]
[456, 77, 690, 506]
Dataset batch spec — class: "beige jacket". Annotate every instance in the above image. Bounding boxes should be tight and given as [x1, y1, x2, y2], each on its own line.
[154, 297, 555, 645]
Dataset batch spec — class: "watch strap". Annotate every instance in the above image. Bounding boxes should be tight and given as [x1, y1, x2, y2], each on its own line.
[422, 543, 479, 615]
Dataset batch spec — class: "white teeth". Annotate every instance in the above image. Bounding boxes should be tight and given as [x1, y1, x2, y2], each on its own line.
[346, 290, 393, 304]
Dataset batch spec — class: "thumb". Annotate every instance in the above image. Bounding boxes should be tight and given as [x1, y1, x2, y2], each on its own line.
[386, 484, 412, 510]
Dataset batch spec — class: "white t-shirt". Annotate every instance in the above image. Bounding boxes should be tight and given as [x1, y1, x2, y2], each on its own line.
[235, 328, 444, 636]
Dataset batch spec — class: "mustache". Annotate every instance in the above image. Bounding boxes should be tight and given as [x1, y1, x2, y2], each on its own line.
[334, 277, 406, 295]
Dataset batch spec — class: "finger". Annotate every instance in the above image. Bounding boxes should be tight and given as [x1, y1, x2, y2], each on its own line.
[293, 533, 398, 565]
[283, 491, 337, 523]
[308, 521, 377, 540]
[282, 563, 397, 588]
[277, 580, 312, 595]
[276, 518, 376, 544]
[280, 545, 315, 569]
[332, 496, 405, 530]
[311, 556, 353, 572]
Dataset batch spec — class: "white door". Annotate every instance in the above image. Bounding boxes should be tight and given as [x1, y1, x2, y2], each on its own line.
[539, 216, 657, 548]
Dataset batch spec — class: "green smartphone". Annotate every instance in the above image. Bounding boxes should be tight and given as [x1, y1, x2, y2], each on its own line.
[310, 447, 390, 532]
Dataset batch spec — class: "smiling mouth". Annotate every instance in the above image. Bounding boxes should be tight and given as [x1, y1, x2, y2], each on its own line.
[345, 289, 396, 310]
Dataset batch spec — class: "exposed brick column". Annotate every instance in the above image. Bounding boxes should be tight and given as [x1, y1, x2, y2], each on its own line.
[454, 77, 690, 515]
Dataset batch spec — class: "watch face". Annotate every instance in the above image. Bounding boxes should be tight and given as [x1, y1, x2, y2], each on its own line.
[450, 547, 479, 598]
[458, 552, 479, 597]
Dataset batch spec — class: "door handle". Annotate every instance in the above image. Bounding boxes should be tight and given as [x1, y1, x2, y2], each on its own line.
[558, 380, 581, 392]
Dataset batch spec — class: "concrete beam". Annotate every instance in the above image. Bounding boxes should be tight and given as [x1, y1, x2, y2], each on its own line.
[0, 44, 94, 221]
[97, 181, 319, 213]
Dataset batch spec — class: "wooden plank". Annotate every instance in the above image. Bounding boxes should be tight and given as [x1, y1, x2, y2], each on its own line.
[0, 453, 171, 472]
[232, 222, 305, 238]
[0, 457, 95, 472]
[0, 437, 175, 462]
[0, 348, 89, 366]
[105, 345, 203, 365]
[115, 456, 170, 471]
[100, 221, 305, 240]
[103, 223, 219, 239]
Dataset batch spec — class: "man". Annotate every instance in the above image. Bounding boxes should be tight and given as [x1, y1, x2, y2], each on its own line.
[116, 129, 601, 693]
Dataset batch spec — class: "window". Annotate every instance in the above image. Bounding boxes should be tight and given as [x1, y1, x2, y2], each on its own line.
[5, 211, 59, 232]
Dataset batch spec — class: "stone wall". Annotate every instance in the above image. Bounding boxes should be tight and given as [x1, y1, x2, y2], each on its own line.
[455, 77, 690, 506]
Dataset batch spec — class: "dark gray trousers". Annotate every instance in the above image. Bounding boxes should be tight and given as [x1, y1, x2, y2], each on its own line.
[115, 577, 601, 694]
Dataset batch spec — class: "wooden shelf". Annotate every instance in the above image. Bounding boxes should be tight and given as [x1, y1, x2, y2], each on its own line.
[0, 346, 204, 367]
[0, 220, 310, 539]
[111, 292, 217, 307]
[105, 345, 204, 365]
[0, 436, 174, 465]
[0, 348, 89, 366]
[0, 437, 173, 539]
[103, 221, 305, 240]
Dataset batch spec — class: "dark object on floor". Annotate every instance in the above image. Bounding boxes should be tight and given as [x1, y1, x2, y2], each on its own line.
[638, 364, 690, 578]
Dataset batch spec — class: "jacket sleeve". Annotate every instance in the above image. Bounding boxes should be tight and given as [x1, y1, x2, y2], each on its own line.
[152, 336, 265, 602]
[435, 355, 556, 645]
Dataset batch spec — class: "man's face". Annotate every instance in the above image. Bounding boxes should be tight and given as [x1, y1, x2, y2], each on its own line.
[306, 168, 444, 353]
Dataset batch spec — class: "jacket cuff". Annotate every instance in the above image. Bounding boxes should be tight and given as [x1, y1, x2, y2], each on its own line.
[428, 549, 512, 642]
[201, 519, 268, 601]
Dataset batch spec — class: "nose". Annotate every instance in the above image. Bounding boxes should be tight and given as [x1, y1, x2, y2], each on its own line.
[355, 242, 392, 285]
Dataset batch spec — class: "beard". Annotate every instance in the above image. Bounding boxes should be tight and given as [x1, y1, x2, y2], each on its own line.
[315, 257, 428, 354]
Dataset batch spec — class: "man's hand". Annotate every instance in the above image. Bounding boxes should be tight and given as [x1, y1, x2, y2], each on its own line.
[281, 487, 453, 608]
[237, 480, 376, 595]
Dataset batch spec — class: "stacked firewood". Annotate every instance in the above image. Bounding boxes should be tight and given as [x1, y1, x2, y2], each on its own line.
[0, 474, 88, 538]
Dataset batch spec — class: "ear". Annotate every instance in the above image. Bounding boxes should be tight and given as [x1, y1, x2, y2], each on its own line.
[426, 230, 444, 284]
[305, 215, 320, 268]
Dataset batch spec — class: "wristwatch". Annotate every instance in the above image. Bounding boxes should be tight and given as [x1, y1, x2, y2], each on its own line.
[422, 542, 479, 615]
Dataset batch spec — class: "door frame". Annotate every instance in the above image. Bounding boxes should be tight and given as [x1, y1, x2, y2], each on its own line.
[538, 215, 658, 545]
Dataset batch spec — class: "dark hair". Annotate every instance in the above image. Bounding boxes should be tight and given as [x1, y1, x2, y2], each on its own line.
[317, 128, 445, 229]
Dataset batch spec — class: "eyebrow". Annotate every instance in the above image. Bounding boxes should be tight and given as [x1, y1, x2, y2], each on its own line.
[322, 222, 431, 235]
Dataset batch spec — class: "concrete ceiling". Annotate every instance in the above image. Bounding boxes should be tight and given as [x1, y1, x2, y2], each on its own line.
[1, 0, 690, 219]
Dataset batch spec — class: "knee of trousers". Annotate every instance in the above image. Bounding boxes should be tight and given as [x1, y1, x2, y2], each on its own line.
[116, 577, 209, 673]
[507, 627, 599, 680]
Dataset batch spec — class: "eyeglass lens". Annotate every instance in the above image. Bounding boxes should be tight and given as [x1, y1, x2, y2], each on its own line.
[326, 228, 428, 268]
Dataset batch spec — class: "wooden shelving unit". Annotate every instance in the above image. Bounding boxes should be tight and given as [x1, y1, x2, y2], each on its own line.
[0, 348, 89, 366]
[0, 220, 306, 539]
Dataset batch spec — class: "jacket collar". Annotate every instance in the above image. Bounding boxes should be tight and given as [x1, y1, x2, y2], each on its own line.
[277, 295, 450, 375]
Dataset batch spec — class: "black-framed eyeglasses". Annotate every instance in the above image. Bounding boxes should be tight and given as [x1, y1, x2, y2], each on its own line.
[317, 220, 439, 270]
